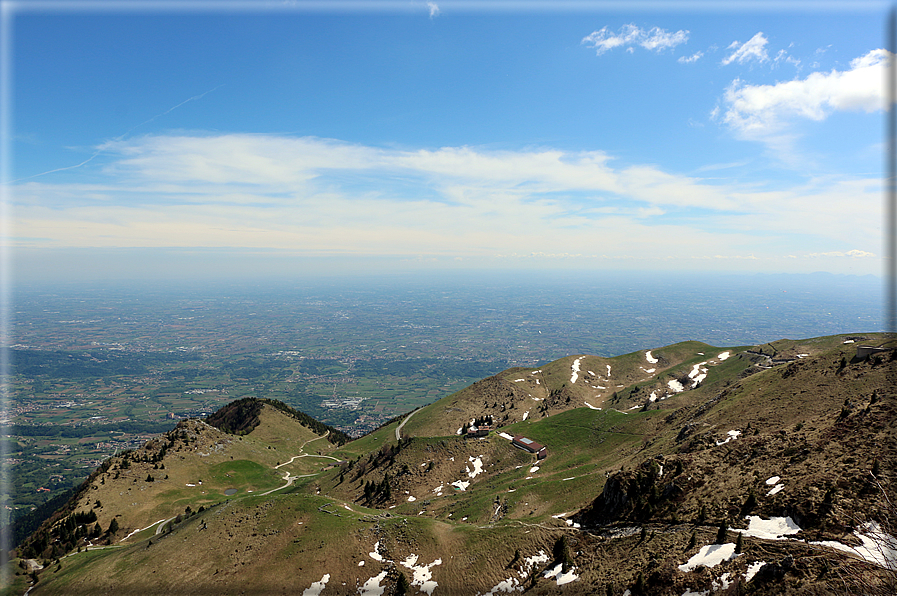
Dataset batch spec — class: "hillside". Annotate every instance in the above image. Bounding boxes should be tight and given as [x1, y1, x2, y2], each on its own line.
[8, 333, 896, 596]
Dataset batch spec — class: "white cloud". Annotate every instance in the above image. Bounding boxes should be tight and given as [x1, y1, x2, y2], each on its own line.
[427, 2, 440, 19]
[582, 24, 688, 56]
[720, 49, 891, 138]
[806, 250, 876, 258]
[678, 51, 703, 64]
[722, 32, 769, 65]
[9, 134, 880, 274]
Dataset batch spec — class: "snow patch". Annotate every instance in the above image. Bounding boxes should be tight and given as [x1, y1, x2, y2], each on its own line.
[689, 362, 707, 378]
[467, 456, 485, 478]
[767, 484, 785, 496]
[498, 432, 514, 440]
[712, 572, 732, 592]
[407, 495, 416, 502]
[715, 430, 741, 446]
[765, 476, 780, 485]
[717, 351, 731, 361]
[649, 391, 658, 403]
[529, 466, 539, 474]
[451, 480, 470, 491]
[668, 379, 685, 393]
[689, 362, 708, 384]
[543, 563, 579, 585]
[523, 551, 550, 569]
[480, 577, 520, 595]
[606, 364, 612, 376]
[736, 516, 800, 540]
[739, 516, 897, 569]
[399, 554, 442, 595]
[645, 350, 658, 364]
[570, 357, 583, 384]
[359, 571, 389, 596]
[811, 521, 897, 568]
[678, 543, 739, 572]
[584, 401, 600, 410]
[302, 574, 330, 596]
[744, 561, 766, 582]
[483, 551, 553, 594]
[522, 411, 529, 421]
[369, 541, 385, 561]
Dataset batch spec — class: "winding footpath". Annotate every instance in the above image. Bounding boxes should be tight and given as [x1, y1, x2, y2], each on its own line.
[264, 431, 340, 494]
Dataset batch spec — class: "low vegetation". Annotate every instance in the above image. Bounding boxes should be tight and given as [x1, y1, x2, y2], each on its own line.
[10, 333, 896, 595]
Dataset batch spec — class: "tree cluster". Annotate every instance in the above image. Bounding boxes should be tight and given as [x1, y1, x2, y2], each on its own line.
[362, 474, 393, 504]
[18, 510, 102, 560]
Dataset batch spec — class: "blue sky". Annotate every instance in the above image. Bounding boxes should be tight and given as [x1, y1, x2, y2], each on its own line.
[3, 1, 890, 282]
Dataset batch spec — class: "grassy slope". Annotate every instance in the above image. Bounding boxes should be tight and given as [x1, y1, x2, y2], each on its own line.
[56, 406, 334, 549]
[20, 333, 896, 595]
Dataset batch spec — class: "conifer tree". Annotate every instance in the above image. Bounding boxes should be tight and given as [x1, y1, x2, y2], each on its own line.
[715, 520, 728, 544]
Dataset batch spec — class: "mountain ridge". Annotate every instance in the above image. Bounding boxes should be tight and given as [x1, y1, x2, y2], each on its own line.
[8, 332, 895, 595]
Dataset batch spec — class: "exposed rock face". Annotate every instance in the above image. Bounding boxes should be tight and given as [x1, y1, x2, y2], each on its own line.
[576, 473, 630, 525]
[575, 458, 688, 526]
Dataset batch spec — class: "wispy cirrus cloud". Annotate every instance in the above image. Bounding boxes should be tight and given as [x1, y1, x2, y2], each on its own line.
[427, 2, 440, 19]
[722, 32, 770, 65]
[678, 51, 703, 64]
[582, 24, 689, 56]
[721, 33, 800, 70]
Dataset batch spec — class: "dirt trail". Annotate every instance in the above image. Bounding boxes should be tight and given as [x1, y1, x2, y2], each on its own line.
[259, 470, 318, 496]
[275, 431, 340, 469]
[264, 432, 340, 494]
